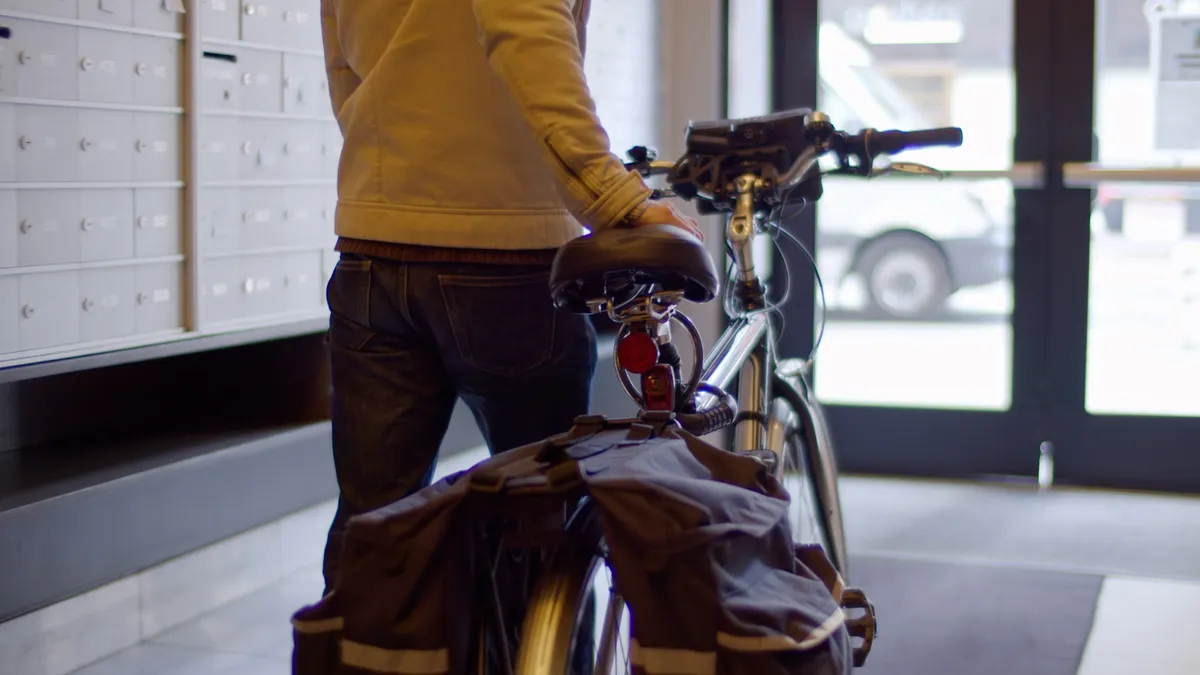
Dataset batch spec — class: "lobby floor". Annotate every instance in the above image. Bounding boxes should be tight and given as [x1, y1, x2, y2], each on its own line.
[40, 451, 1200, 675]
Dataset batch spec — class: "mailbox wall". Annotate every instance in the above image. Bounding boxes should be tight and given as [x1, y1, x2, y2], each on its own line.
[0, 0, 338, 369]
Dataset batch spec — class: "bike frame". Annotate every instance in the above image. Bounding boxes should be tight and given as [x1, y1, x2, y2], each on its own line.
[608, 168, 850, 573]
[697, 171, 777, 453]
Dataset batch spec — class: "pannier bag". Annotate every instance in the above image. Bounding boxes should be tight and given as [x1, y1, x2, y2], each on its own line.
[292, 414, 852, 675]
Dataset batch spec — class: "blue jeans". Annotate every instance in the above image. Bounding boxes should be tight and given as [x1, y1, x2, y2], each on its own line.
[322, 253, 598, 591]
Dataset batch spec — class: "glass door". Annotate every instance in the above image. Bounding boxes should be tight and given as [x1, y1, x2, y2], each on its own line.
[773, 0, 1049, 479]
[774, 0, 1200, 492]
[812, 0, 1020, 411]
[1053, 0, 1200, 492]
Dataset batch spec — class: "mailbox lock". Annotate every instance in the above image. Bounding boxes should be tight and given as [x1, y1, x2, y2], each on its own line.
[21, 305, 35, 319]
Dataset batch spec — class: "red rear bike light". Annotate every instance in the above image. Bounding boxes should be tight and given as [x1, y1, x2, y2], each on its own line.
[617, 330, 659, 374]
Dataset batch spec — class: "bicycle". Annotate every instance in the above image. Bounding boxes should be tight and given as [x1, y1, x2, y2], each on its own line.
[479, 108, 963, 675]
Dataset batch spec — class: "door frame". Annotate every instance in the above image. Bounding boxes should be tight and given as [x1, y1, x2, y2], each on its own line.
[1048, 0, 1200, 493]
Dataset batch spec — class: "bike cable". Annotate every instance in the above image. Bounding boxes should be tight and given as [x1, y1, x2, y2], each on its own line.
[772, 221, 828, 365]
[759, 187, 829, 366]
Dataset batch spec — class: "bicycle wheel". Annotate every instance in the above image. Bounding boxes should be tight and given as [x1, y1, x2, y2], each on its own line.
[513, 501, 633, 675]
[772, 374, 850, 578]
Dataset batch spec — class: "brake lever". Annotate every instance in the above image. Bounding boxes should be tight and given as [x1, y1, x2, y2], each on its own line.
[870, 162, 945, 179]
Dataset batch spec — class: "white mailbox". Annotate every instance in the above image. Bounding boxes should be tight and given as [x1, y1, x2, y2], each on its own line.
[135, 262, 184, 333]
[78, 109, 135, 182]
[15, 105, 79, 182]
[0, 276, 18, 354]
[0, 105, 15, 181]
[133, 36, 181, 108]
[0, 190, 16, 268]
[134, 188, 183, 258]
[17, 190, 81, 267]
[78, 28, 135, 104]
[19, 270, 82, 351]
[134, 0, 186, 33]
[80, 266, 137, 342]
[78, 0, 134, 27]
[0, 0, 75, 19]
[79, 189, 136, 262]
[132, 112, 181, 181]
[9, 19, 78, 101]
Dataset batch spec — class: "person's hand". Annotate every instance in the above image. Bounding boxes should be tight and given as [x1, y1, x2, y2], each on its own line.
[629, 201, 705, 241]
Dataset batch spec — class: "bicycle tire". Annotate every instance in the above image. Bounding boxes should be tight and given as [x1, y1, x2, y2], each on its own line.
[513, 501, 631, 675]
[772, 374, 850, 579]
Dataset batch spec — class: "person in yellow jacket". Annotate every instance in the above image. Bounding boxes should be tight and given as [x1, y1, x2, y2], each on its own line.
[318, 0, 700, 592]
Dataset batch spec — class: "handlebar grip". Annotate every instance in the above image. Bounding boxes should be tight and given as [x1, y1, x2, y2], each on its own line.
[869, 127, 963, 154]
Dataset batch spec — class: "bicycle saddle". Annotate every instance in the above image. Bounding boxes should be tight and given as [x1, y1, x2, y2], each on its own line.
[549, 224, 719, 314]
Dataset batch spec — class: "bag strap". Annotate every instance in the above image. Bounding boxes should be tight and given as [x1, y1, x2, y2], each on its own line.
[476, 414, 681, 494]
[469, 455, 548, 494]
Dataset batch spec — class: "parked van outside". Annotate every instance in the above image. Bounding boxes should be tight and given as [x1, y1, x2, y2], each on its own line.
[815, 22, 1011, 319]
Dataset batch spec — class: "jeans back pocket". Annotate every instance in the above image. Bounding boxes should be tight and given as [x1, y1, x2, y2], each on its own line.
[438, 270, 557, 377]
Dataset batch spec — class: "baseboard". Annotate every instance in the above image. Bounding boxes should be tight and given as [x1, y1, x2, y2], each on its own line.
[0, 445, 490, 675]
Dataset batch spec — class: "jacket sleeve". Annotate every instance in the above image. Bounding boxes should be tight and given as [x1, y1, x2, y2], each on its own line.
[471, 0, 652, 231]
[320, 0, 362, 125]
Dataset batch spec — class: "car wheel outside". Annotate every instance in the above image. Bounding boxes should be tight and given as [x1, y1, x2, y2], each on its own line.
[858, 233, 953, 320]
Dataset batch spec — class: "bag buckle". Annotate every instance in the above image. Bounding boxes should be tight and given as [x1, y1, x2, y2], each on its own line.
[841, 586, 877, 667]
[470, 470, 507, 494]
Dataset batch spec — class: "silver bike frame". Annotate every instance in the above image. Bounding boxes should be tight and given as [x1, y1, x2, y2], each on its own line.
[628, 130, 825, 452]
[617, 128, 848, 570]
[684, 173, 850, 573]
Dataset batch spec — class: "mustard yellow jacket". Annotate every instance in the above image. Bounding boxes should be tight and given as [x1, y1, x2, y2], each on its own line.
[321, 0, 653, 250]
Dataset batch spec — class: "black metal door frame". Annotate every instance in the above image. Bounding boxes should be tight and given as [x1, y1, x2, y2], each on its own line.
[768, 0, 1200, 491]
[1046, 0, 1200, 494]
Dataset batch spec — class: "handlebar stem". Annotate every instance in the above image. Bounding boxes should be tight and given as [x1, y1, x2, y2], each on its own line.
[728, 173, 761, 286]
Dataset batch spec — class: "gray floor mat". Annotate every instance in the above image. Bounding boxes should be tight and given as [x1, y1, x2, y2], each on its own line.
[850, 555, 1103, 675]
[842, 476, 1200, 581]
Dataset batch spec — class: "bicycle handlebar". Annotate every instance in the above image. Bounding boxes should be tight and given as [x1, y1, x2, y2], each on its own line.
[860, 127, 963, 155]
[626, 115, 965, 204]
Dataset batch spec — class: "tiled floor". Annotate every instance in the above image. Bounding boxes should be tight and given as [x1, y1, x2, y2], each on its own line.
[71, 568, 318, 675]
[20, 453, 1200, 675]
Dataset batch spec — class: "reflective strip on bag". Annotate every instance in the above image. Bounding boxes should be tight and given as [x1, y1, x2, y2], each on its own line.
[340, 640, 449, 674]
[291, 615, 345, 634]
[629, 641, 716, 675]
[716, 608, 846, 652]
